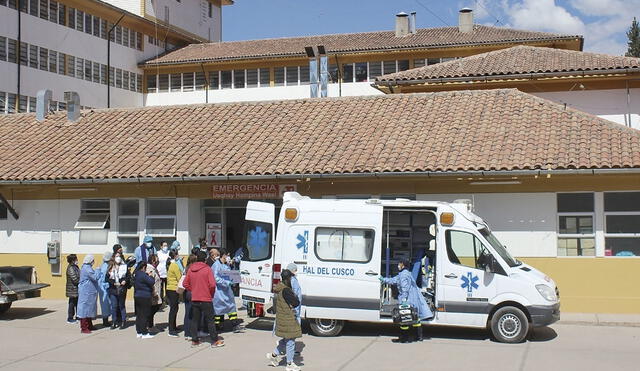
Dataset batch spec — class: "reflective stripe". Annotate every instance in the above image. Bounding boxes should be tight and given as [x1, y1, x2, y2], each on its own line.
[400, 326, 409, 330]
[412, 323, 421, 327]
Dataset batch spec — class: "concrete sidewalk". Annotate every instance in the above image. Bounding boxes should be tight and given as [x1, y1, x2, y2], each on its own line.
[559, 312, 640, 327]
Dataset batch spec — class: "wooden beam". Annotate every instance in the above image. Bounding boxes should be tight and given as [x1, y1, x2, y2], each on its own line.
[0, 193, 19, 220]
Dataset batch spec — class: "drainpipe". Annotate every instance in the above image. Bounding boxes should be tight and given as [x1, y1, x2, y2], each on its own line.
[107, 14, 126, 108]
[16, 4, 21, 112]
[200, 63, 209, 104]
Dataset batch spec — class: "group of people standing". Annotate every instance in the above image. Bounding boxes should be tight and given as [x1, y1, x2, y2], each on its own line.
[63, 236, 242, 347]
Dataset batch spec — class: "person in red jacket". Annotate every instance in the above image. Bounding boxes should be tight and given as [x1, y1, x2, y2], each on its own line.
[183, 251, 225, 348]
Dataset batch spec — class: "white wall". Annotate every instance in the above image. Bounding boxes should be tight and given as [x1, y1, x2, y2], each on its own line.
[0, 8, 144, 109]
[102, 0, 142, 16]
[144, 0, 221, 42]
[144, 82, 384, 106]
[534, 89, 640, 129]
[416, 193, 558, 257]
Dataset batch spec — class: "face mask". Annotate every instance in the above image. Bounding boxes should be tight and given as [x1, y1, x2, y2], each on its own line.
[162, 247, 168, 253]
[115, 257, 122, 264]
[397, 264, 402, 271]
[145, 242, 152, 248]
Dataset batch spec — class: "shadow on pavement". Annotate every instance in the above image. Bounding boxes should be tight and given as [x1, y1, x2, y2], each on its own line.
[0, 307, 54, 321]
[529, 326, 558, 342]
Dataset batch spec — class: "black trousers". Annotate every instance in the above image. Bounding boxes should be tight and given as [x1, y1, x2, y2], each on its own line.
[134, 297, 151, 335]
[191, 301, 217, 341]
[67, 297, 78, 321]
[166, 290, 179, 333]
[148, 304, 161, 328]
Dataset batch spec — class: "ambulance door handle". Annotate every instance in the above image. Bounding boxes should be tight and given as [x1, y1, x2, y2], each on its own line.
[294, 261, 307, 265]
[445, 273, 458, 279]
[240, 270, 250, 275]
[365, 270, 379, 276]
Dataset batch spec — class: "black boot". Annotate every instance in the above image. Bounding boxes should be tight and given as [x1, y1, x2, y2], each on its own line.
[110, 322, 117, 330]
[415, 325, 423, 342]
[102, 317, 110, 327]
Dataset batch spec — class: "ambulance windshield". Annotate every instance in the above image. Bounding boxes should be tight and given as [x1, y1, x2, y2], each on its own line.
[479, 228, 520, 267]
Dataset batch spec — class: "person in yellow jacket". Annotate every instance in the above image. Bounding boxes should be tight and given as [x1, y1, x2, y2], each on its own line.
[166, 249, 182, 337]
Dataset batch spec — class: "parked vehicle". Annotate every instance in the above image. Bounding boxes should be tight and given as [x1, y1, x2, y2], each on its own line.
[0, 266, 49, 314]
[240, 192, 560, 343]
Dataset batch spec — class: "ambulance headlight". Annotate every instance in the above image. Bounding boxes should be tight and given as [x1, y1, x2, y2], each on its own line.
[536, 284, 557, 302]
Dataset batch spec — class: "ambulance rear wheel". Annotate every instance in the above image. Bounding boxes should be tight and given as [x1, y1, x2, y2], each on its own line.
[309, 318, 344, 337]
[490, 306, 529, 343]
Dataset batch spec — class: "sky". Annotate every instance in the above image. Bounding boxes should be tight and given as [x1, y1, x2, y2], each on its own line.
[222, 0, 640, 56]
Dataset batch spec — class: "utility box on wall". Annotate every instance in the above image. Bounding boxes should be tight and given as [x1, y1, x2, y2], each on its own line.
[49, 230, 61, 276]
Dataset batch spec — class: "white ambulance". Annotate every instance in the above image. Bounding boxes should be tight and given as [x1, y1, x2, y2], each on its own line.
[240, 192, 560, 343]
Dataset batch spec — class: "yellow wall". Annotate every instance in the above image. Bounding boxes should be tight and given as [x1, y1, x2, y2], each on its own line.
[2, 253, 638, 314]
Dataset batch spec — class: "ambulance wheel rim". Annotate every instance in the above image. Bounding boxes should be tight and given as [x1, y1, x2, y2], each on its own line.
[316, 319, 337, 331]
[498, 313, 520, 338]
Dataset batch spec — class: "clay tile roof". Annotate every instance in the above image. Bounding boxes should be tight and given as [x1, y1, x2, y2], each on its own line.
[0, 89, 638, 182]
[143, 26, 581, 66]
[375, 45, 640, 83]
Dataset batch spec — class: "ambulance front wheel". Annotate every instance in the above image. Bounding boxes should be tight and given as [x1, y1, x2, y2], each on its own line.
[309, 318, 345, 337]
[490, 306, 529, 343]
[0, 302, 11, 314]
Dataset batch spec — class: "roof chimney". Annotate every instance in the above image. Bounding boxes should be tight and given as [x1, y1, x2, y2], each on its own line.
[458, 8, 474, 33]
[35, 89, 52, 122]
[64, 91, 81, 122]
[409, 12, 417, 34]
[395, 12, 409, 37]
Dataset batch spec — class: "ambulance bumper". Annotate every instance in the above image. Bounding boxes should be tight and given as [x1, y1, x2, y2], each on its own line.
[528, 303, 560, 327]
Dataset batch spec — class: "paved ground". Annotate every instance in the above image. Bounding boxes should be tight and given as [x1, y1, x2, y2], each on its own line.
[1, 299, 639, 371]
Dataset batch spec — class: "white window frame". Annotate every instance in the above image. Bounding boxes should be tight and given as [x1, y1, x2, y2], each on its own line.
[117, 199, 139, 238]
[556, 192, 596, 257]
[603, 191, 640, 257]
[144, 198, 176, 238]
[76, 199, 110, 245]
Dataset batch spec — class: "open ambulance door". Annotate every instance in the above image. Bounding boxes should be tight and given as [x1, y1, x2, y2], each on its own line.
[240, 201, 277, 306]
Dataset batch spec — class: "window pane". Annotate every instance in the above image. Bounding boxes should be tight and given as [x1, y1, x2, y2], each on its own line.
[29, 44, 38, 68]
[85, 60, 92, 81]
[122, 26, 129, 47]
[0, 37, 6, 62]
[48, 49, 56, 72]
[342, 63, 353, 83]
[182, 72, 194, 91]
[76, 10, 83, 31]
[118, 217, 138, 234]
[28, 97, 36, 113]
[118, 237, 139, 253]
[427, 58, 440, 65]
[79, 229, 108, 245]
[58, 3, 65, 25]
[100, 19, 107, 39]
[446, 230, 476, 268]
[316, 228, 374, 262]
[414, 59, 426, 68]
[274, 67, 284, 86]
[605, 192, 640, 212]
[67, 55, 75, 77]
[605, 238, 640, 256]
[246, 68, 258, 88]
[558, 238, 595, 256]
[93, 15, 100, 37]
[195, 71, 205, 90]
[328, 64, 339, 83]
[58, 52, 65, 74]
[84, 13, 92, 34]
[209, 71, 219, 89]
[29, 0, 38, 16]
[19, 42, 28, 66]
[147, 74, 157, 93]
[220, 70, 232, 89]
[67, 7, 75, 29]
[259, 68, 270, 87]
[397, 60, 410, 71]
[368, 61, 381, 81]
[557, 193, 594, 212]
[75, 57, 83, 79]
[286, 66, 298, 86]
[170, 73, 181, 92]
[49, 0, 58, 23]
[145, 217, 175, 235]
[158, 74, 168, 92]
[147, 199, 176, 215]
[81, 199, 110, 213]
[355, 62, 367, 82]
[606, 215, 640, 234]
[383, 60, 396, 75]
[233, 69, 245, 88]
[39, 0, 48, 19]
[93, 62, 100, 83]
[559, 216, 593, 234]
[75, 214, 109, 229]
[39, 47, 48, 70]
[299, 65, 309, 85]
[118, 199, 138, 216]
[243, 221, 272, 262]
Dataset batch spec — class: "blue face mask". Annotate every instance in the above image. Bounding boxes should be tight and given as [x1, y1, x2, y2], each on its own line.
[145, 242, 152, 248]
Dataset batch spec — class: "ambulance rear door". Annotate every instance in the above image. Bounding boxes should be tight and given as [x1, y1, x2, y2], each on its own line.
[240, 201, 276, 305]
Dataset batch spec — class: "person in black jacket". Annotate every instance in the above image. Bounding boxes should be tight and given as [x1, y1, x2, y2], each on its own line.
[134, 261, 156, 339]
[106, 252, 131, 330]
[65, 254, 80, 324]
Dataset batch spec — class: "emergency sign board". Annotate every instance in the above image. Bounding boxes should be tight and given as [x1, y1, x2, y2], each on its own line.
[206, 223, 222, 247]
[211, 184, 297, 199]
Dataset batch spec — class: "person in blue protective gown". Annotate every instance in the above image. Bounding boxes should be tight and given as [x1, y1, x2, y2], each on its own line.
[134, 235, 155, 266]
[77, 255, 99, 334]
[210, 248, 241, 332]
[380, 258, 433, 343]
[97, 251, 112, 327]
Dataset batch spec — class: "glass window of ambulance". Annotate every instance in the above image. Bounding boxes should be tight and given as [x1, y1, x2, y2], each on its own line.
[446, 230, 497, 271]
[316, 228, 373, 263]
[479, 228, 520, 268]
[243, 221, 272, 261]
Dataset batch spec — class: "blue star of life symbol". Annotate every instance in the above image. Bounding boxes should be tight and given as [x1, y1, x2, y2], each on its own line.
[296, 231, 309, 254]
[461, 272, 479, 294]
[248, 226, 269, 254]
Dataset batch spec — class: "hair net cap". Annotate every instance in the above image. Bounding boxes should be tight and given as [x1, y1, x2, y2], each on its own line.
[143, 235, 153, 243]
[170, 241, 181, 251]
[103, 251, 113, 262]
[83, 254, 95, 264]
[286, 263, 298, 273]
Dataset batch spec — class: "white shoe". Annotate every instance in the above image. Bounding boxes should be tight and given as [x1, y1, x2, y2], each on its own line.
[136, 333, 142, 339]
[140, 334, 155, 339]
[266, 352, 279, 367]
[285, 363, 301, 371]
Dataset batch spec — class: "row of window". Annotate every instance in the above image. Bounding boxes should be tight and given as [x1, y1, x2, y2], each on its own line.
[75, 199, 177, 252]
[145, 58, 456, 93]
[0, 36, 143, 95]
[0, 91, 94, 114]
[0, 0, 143, 51]
[557, 192, 640, 257]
